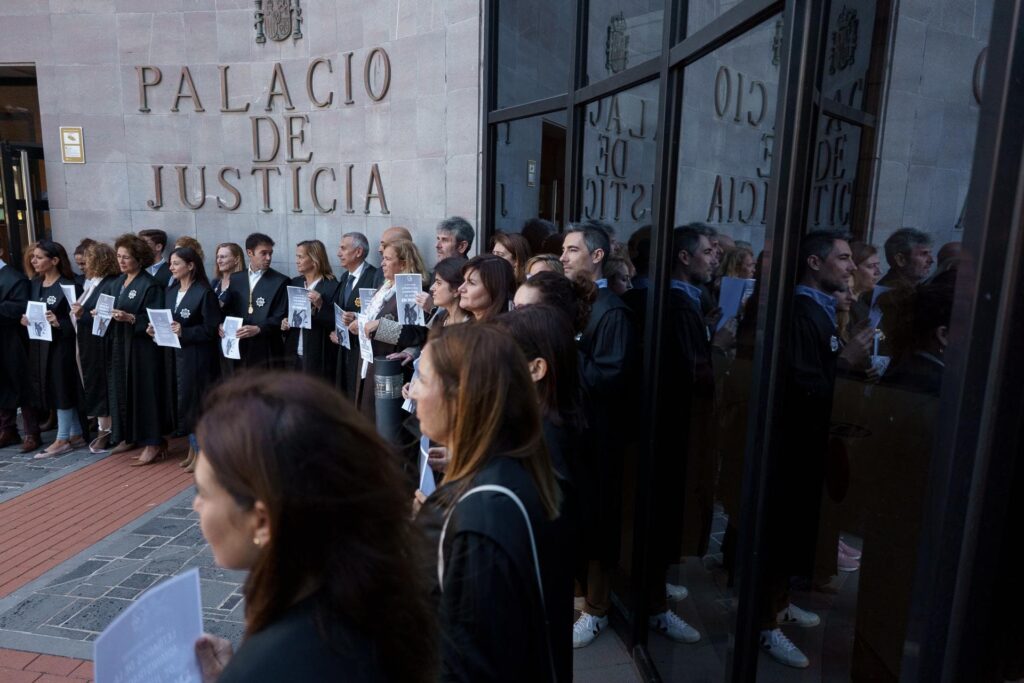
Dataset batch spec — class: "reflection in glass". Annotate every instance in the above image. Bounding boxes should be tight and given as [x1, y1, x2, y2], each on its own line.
[586, 1, 663, 85]
[493, 111, 567, 235]
[496, 0, 572, 109]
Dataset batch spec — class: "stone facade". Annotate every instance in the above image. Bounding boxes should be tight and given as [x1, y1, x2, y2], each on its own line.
[0, 0, 482, 275]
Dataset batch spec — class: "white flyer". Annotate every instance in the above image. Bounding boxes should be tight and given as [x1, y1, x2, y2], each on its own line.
[60, 284, 78, 332]
[26, 301, 52, 342]
[147, 308, 181, 349]
[358, 288, 375, 313]
[334, 303, 351, 350]
[717, 277, 755, 331]
[395, 273, 426, 326]
[222, 316, 242, 359]
[92, 292, 116, 337]
[287, 285, 312, 330]
[94, 568, 203, 683]
[357, 313, 374, 364]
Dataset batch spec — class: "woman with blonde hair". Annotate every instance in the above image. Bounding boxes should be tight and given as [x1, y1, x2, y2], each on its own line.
[346, 238, 427, 419]
[411, 323, 571, 682]
[72, 242, 120, 453]
[525, 254, 564, 279]
[282, 239, 340, 382]
[211, 242, 244, 309]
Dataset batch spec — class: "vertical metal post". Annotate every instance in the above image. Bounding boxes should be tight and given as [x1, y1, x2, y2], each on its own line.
[19, 150, 36, 245]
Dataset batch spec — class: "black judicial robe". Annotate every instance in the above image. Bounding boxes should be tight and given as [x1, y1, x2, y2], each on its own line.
[653, 288, 717, 563]
[576, 287, 635, 566]
[166, 283, 222, 435]
[332, 263, 378, 396]
[151, 261, 172, 288]
[425, 456, 573, 683]
[767, 294, 840, 578]
[283, 276, 340, 383]
[78, 276, 119, 417]
[0, 265, 30, 411]
[108, 271, 171, 446]
[223, 268, 288, 369]
[26, 278, 83, 411]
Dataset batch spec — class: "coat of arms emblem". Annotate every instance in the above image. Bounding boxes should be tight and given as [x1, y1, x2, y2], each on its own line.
[254, 0, 303, 44]
[256, 297, 266, 308]
[128, 290, 137, 300]
[605, 12, 629, 74]
[828, 6, 858, 75]
[46, 295, 57, 305]
[180, 308, 191, 320]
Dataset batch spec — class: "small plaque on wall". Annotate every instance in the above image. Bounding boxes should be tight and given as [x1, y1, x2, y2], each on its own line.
[527, 159, 537, 187]
[59, 126, 85, 164]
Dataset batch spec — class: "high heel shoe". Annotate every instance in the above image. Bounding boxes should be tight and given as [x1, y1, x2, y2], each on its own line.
[110, 441, 136, 455]
[89, 430, 111, 454]
[179, 446, 195, 469]
[131, 445, 168, 467]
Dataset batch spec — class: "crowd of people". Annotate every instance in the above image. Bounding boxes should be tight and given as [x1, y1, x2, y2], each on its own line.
[0, 214, 965, 679]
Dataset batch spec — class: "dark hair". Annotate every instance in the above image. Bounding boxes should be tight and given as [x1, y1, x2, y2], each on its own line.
[490, 231, 533, 283]
[461, 254, 516, 321]
[114, 233, 157, 269]
[890, 279, 955, 363]
[426, 324, 561, 519]
[566, 221, 612, 266]
[884, 227, 931, 267]
[433, 256, 467, 290]
[627, 226, 651, 276]
[797, 230, 851, 280]
[73, 238, 97, 257]
[672, 226, 705, 260]
[496, 305, 583, 432]
[197, 373, 438, 682]
[519, 271, 595, 335]
[137, 229, 168, 252]
[540, 232, 565, 255]
[437, 216, 475, 251]
[521, 218, 556, 255]
[245, 232, 275, 252]
[32, 239, 75, 280]
[170, 247, 211, 287]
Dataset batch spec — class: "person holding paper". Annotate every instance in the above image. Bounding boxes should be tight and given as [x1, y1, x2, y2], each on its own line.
[73, 242, 120, 453]
[155, 247, 222, 473]
[347, 239, 428, 420]
[329, 232, 378, 397]
[0, 243, 32, 451]
[107, 234, 172, 466]
[190, 372, 438, 683]
[410, 324, 571, 682]
[282, 240, 339, 382]
[221, 233, 288, 369]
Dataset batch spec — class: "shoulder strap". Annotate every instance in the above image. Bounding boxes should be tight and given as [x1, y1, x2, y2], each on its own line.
[438, 484, 557, 682]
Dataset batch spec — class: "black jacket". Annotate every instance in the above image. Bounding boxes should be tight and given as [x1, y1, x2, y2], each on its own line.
[26, 277, 82, 411]
[78, 276, 119, 417]
[284, 276, 341, 383]
[0, 264, 29, 410]
[332, 263, 379, 396]
[223, 268, 289, 369]
[165, 283, 222, 434]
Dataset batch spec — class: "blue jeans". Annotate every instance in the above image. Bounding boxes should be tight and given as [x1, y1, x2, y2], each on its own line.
[56, 408, 82, 441]
[188, 434, 198, 451]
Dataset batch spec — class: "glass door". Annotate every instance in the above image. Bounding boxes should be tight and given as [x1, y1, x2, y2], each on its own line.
[0, 141, 49, 269]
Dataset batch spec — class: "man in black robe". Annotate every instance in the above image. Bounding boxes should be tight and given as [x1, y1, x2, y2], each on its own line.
[0, 246, 31, 449]
[561, 221, 636, 649]
[138, 229, 172, 288]
[331, 232, 378, 398]
[760, 230, 856, 669]
[222, 233, 288, 369]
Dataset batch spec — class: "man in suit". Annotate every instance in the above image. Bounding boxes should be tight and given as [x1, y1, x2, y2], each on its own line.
[371, 226, 413, 288]
[0, 245, 31, 449]
[222, 233, 289, 369]
[760, 230, 856, 669]
[138, 229, 172, 287]
[332, 232, 378, 397]
[561, 221, 641, 649]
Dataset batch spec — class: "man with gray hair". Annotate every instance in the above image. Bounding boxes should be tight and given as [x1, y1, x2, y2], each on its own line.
[331, 232, 378, 397]
[879, 227, 934, 288]
[435, 216, 475, 260]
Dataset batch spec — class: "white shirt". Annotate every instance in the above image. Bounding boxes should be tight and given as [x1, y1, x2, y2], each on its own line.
[248, 267, 265, 291]
[175, 289, 187, 310]
[347, 260, 367, 285]
[147, 259, 165, 277]
[0, 257, 6, 271]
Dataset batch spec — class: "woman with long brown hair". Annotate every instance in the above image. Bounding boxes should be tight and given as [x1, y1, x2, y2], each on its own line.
[282, 239, 339, 381]
[410, 323, 572, 682]
[191, 372, 437, 682]
[491, 231, 533, 283]
[72, 242, 120, 453]
[20, 240, 85, 458]
[457, 254, 517, 321]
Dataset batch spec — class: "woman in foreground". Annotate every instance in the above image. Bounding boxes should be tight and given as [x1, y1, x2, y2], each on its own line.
[411, 324, 572, 682]
[192, 372, 437, 682]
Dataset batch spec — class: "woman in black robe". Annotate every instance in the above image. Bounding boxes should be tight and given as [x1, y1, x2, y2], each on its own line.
[411, 324, 572, 682]
[21, 240, 85, 458]
[105, 233, 171, 466]
[151, 247, 221, 473]
[281, 240, 339, 383]
[72, 242, 120, 453]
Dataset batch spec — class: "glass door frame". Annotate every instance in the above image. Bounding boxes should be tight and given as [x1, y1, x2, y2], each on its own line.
[0, 141, 48, 272]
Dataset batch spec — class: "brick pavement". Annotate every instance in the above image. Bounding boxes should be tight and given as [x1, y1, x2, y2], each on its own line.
[0, 648, 93, 682]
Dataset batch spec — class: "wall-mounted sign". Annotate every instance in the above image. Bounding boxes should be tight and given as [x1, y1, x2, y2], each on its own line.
[59, 126, 85, 164]
[527, 159, 537, 187]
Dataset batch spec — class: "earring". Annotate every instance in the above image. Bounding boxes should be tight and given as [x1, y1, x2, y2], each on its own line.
[253, 536, 261, 546]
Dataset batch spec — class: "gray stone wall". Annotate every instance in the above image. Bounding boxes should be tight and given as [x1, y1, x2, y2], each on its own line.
[0, 0, 482, 275]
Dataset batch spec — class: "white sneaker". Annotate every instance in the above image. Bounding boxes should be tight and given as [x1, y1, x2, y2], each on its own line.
[649, 610, 700, 643]
[777, 602, 820, 628]
[760, 628, 810, 668]
[572, 613, 608, 649]
[665, 583, 689, 601]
